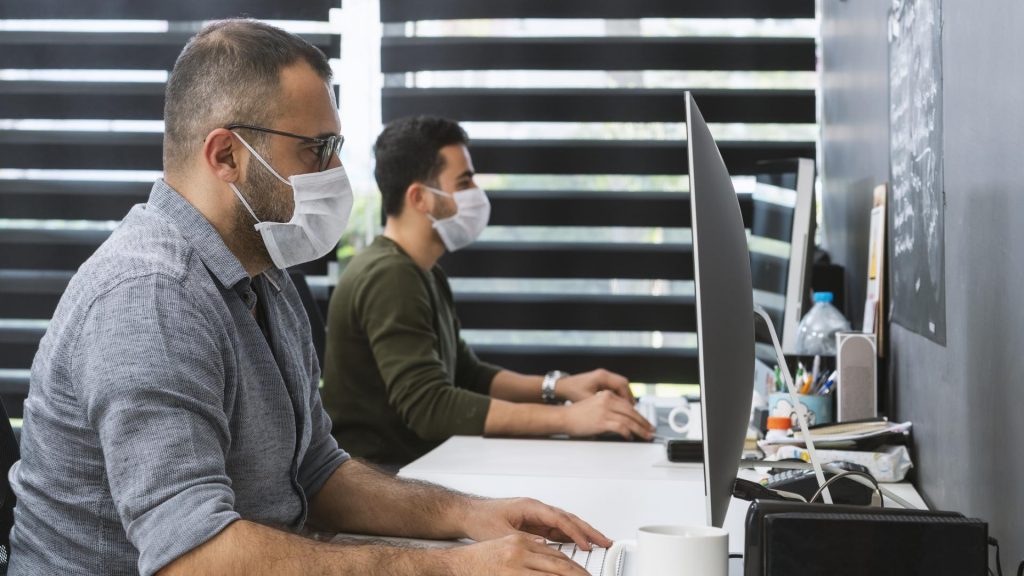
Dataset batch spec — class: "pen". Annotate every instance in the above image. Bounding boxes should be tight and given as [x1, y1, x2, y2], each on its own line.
[811, 355, 821, 383]
[819, 372, 837, 395]
[815, 368, 831, 391]
[811, 370, 830, 394]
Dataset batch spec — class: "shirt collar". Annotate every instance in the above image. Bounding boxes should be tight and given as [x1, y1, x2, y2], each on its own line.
[147, 179, 285, 292]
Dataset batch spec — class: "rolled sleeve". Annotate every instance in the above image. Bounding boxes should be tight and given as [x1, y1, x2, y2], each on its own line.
[358, 264, 492, 441]
[73, 275, 241, 576]
[298, 355, 350, 498]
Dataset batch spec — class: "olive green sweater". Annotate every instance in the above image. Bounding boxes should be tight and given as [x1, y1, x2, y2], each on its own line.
[322, 236, 501, 467]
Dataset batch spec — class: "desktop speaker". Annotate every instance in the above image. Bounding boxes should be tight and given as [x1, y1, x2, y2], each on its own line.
[744, 500, 989, 576]
[835, 332, 877, 421]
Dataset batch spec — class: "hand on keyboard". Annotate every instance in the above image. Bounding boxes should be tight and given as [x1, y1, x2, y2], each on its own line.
[563, 391, 656, 440]
[551, 541, 619, 576]
[444, 534, 595, 575]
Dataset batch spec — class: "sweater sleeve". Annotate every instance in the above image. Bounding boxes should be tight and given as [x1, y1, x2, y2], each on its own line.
[354, 260, 492, 441]
[452, 323, 501, 395]
[433, 267, 501, 395]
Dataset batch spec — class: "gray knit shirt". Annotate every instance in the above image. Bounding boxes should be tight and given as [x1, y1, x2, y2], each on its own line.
[8, 179, 349, 575]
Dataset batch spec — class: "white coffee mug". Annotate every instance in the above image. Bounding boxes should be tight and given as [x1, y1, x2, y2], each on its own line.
[667, 399, 691, 435]
[602, 525, 728, 576]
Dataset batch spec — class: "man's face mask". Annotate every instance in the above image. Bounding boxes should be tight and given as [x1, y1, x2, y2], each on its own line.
[228, 131, 353, 269]
[424, 186, 491, 252]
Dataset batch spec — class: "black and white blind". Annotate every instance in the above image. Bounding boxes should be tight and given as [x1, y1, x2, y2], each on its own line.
[379, 0, 817, 394]
[0, 0, 341, 417]
[0, 0, 817, 417]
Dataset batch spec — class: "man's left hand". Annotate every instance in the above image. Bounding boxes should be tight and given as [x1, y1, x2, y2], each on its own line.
[556, 369, 634, 403]
[462, 497, 613, 550]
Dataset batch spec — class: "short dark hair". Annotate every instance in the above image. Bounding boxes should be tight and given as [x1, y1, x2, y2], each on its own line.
[373, 116, 470, 217]
[163, 19, 332, 174]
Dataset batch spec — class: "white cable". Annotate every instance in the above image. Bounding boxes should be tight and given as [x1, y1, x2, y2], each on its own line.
[753, 306, 833, 504]
[821, 463, 920, 509]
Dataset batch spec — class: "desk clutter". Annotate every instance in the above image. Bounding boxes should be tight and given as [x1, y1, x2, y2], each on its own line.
[755, 417, 914, 482]
[749, 352, 914, 484]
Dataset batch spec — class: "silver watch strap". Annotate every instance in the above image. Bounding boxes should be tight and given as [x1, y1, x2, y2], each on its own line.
[542, 370, 567, 404]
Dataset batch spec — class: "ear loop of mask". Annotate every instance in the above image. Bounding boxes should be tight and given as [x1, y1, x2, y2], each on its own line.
[230, 132, 293, 225]
[228, 182, 263, 225]
[232, 132, 292, 187]
[423, 186, 455, 222]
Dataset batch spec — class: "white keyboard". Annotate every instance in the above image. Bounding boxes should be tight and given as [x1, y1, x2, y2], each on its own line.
[551, 542, 623, 576]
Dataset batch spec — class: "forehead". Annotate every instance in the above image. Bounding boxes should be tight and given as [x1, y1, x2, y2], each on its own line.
[438, 144, 474, 177]
[274, 61, 340, 135]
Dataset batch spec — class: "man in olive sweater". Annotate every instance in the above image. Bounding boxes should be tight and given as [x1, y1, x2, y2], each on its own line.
[322, 116, 655, 468]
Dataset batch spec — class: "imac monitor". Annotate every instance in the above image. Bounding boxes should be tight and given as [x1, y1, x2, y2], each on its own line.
[751, 158, 817, 354]
[686, 93, 756, 528]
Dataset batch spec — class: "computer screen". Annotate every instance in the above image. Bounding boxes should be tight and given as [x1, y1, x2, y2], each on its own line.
[686, 92, 756, 528]
[750, 159, 817, 355]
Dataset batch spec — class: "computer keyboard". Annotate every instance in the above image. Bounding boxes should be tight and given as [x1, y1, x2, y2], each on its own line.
[550, 542, 622, 576]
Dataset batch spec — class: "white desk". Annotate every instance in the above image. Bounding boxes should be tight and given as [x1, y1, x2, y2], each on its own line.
[400, 436, 927, 556]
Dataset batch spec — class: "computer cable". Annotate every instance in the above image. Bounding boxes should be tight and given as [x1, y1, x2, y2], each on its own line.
[987, 536, 1003, 576]
[819, 461, 923, 509]
[809, 469, 883, 507]
[983, 537, 1024, 576]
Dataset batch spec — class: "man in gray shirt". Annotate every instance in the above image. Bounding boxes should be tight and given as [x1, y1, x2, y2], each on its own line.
[8, 19, 606, 576]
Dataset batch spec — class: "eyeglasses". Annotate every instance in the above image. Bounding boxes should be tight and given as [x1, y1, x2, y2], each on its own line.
[226, 123, 344, 173]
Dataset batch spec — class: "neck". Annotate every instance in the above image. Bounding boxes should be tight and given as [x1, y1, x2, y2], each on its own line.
[383, 217, 445, 271]
[169, 174, 272, 278]
[224, 230, 273, 279]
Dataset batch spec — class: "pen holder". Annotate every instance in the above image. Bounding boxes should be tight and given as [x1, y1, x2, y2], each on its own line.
[769, 392, 834, 427]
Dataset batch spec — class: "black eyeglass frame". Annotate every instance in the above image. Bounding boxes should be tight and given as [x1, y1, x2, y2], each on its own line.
[227, 123, 344, 173]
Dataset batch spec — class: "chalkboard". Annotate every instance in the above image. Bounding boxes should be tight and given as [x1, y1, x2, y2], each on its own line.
[888, 0, 946, 345]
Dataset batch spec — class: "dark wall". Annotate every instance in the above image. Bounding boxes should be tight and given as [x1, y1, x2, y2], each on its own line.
[820, 0, 891, 326]
[822, 0, 1024, 566]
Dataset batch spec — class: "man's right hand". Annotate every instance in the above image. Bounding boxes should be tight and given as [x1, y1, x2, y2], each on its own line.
[562, 390, 655, 440]
[444, 534, 591, 576]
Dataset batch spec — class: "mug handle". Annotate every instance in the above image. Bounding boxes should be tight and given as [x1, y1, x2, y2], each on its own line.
[602, 539, 636, 576]
[668, 404, 690, 434]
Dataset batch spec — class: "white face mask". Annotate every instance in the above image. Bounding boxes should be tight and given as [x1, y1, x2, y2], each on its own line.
[425, 186, 491, 252]
[229, 132, 354, 269]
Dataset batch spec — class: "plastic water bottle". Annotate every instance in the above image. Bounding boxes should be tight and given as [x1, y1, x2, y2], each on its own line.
[795, 292, 850, 356]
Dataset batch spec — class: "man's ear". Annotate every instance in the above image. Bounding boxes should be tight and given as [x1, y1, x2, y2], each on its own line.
[202, 128, 244, 183]
[405, 182, 431, 214]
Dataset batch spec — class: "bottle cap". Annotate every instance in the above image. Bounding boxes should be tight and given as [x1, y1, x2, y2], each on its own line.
[767, 416, 792, 430]
[813, 292, 834, 303]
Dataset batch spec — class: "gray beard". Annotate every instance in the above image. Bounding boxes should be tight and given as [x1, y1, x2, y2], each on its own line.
[232, 158, 294, 269]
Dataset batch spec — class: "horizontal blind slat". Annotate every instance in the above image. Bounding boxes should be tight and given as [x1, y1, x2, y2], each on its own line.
[380, 0, 815, 22]
[383, 88, 815, 124]
[0, 0, 339, 21]
[382, 37, 817, 73]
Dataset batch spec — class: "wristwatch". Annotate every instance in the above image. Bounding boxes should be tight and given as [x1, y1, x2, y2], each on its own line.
[542, 370, 569, 404]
